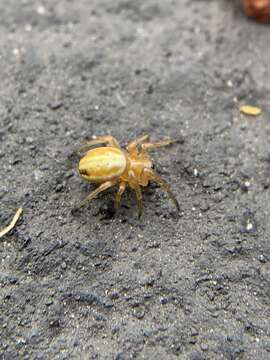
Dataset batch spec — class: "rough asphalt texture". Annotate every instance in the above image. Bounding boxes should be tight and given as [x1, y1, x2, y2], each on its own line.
[1, 1, 270, 359]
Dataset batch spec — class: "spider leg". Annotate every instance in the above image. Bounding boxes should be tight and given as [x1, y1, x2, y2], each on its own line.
[127, 135, 149, 153]
[78, 136, 120, 153]
[115, 181, 127, 210]
[79, 180, 117, 208]
[141, 139, 177, 152]
[128, 170, 144, 218]
[134, 186, 143, 218]
[142, 168, 180, 211]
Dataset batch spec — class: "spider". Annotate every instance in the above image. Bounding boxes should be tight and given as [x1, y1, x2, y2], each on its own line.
[78, 135, 180, 217]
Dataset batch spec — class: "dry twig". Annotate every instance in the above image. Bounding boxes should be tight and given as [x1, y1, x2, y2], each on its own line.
[0, 208, 23, 238]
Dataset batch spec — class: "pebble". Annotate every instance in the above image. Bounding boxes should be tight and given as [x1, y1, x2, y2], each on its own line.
[201, 343, 209, 351]
[109, 291, 120, 300]
[132, 308, 145, 319]
[36, 5, 46, 15]
[48, 102, 63, 110]
[258, 254, 268, 263]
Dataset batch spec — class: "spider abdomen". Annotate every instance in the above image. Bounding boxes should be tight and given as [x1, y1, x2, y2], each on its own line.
[79, 147, 127, 182]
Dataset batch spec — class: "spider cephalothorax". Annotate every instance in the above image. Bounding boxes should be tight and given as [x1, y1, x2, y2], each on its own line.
[78, 135, 179, 217]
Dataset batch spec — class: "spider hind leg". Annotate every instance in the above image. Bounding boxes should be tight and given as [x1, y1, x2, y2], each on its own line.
[78, 136, 120, 153]
[134, 186, 143, 218]
[142, 168, 180, 211]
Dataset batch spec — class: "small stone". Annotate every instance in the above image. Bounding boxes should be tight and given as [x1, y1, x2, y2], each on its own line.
[37, 5, 46, 15]
[258, 254, 268, 263]
[64, 170, 74, 179]
[246, 221, 254, 231]
[160, 297, 168, 305]
[34, 169, 43, 181]
[95, 313, 106, 321]
[9, 276, 18, 284]
[55, 184, 63, 192]
[13, 48, 20, 56]
[200, 202, 209, 212]
[132, 307, 145, 319]
[111, 325, 120, 334]
[25, 24, 32, 32]
[109, 291, 120, 300]
[190, 328, 199, 336]
[104, 300, 114, 309]
[25, 136, 34, 144]
[201, 343, 208, 351]
[48, 102, 63, 110]
[40, 164, 49, 171]
[240, 181, 250, 192]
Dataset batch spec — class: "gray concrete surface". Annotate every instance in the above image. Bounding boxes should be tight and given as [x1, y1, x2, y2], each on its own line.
[1, 0, 270, 359]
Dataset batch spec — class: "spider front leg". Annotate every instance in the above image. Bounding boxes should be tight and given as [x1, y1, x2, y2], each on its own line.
[127, 135, 149, 154]
[79, 180, 117, 208]
[142, 168, 180, 211]
[79, 136, 120, 153]
[141, 139, 176, 152]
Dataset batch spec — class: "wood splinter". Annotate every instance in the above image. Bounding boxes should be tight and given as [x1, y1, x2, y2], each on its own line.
[0, 208, 23, 238]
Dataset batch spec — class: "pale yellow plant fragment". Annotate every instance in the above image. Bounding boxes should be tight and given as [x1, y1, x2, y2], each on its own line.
[240, 105, 262, 116]
[0, 208, 23, 238]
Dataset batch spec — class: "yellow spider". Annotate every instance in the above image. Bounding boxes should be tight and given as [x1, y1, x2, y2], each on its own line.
[78, 135, 180, 217]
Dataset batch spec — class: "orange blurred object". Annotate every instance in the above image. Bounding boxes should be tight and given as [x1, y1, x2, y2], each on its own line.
[242, 0, 270, 22]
